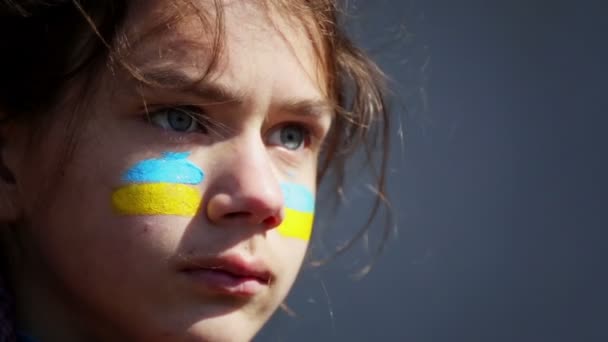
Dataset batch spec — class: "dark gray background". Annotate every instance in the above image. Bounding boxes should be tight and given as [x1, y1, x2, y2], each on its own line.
[258, 1, 608, 341]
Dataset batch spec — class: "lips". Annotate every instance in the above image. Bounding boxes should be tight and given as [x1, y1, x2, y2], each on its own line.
[178, 254, 272, 297]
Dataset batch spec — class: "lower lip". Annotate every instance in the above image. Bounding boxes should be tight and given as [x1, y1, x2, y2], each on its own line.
[182, 269, 267, 297]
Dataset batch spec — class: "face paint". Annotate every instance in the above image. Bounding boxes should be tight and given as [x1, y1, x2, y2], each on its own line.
[122, 152, 203, 184]
[112, 152, 204, 216]
[277, 183, 315, 241]
[112, 183, 200, 216]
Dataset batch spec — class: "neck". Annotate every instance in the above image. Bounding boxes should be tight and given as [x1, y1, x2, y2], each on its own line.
[4, 234, 109, 342]
[12, 255, 88, 341]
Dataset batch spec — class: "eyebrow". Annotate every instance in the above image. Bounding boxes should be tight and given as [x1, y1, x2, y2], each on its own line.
[139, 68, 333, 118]
[282, 98, 334, 119]
[139, 68, 244, 105]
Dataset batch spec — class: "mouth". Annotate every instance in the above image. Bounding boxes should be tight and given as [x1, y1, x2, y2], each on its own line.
[179, 254, 272, 297]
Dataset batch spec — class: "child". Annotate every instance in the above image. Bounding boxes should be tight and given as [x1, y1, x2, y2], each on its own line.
[0, 0, 389, 340]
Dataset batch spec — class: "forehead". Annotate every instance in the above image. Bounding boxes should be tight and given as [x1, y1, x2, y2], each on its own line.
[120, 0, 327, 97]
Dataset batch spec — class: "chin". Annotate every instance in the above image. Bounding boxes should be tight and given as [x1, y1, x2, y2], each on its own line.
[188, 327, 256, 342]
[128, 309, 267, 342]
[180, 319, 262, 342]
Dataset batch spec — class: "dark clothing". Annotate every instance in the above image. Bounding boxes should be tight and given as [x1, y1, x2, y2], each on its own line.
[0, 273, 15, 342]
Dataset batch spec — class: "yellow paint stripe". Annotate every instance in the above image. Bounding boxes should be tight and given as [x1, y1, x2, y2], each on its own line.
[112, 183, 201, 217]
[277, 208, 314, 241]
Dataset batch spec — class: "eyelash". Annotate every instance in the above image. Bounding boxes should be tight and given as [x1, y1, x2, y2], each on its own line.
[145, 105, 210, 134]
[143, 104, 323, 152]
[266, 123, 312, 152]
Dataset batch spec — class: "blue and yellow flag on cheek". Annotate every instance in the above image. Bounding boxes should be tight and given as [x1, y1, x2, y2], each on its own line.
[277, 183, 315, 241]
[111, 152, 204, 216]
[112, 152, 314, 240]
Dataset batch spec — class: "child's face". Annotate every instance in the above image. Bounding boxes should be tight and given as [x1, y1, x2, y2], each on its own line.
[15, 1, 330, 340]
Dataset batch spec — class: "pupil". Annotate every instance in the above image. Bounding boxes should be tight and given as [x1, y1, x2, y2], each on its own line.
[168, 110, 193, 131]
[281, 126, 303, 149]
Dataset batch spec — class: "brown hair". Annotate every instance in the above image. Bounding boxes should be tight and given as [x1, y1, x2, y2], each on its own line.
[0, 0, 391, 337]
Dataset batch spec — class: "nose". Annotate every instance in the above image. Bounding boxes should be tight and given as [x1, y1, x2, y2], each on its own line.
[205, 137, 284, 231]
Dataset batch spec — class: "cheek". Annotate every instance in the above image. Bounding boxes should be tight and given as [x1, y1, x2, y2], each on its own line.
[271, 235, 309, 301]
[112, 152, 205, 217]
[276, 182, 315, 241]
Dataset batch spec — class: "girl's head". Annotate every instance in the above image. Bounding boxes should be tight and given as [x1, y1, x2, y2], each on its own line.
[0, 0, 388, 340]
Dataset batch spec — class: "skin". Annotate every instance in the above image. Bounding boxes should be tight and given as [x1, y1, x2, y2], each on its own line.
[0, 1, 332, 341]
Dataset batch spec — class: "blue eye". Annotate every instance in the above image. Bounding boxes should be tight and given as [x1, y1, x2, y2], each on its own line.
[148, 106, 207, 133]
[268, 124, 309, 150]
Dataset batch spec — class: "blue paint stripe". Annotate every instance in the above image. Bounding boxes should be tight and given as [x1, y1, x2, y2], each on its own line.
[122, 152, 204, 185]
[281, 182, 315, 212]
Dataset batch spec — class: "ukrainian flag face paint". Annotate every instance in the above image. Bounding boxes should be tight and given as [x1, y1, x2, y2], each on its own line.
[112, 152, 314, 240]
[112, 152, 204, 216]
[121, 152, 203, 185]
[277, 183, 315, 241]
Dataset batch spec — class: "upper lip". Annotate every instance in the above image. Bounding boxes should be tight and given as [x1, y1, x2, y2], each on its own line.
[178, 253, 272, 283]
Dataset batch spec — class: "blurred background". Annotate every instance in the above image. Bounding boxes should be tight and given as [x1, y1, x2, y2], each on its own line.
[258, 1, 608, 341]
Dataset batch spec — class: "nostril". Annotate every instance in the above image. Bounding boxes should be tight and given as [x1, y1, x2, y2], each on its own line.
[225, 212, 250, 220]
[224, 212, 280, 228]
[262, 216, 280, 227]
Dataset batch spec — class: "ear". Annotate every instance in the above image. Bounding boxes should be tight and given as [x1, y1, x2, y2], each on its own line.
[0, 117, 24, 224]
